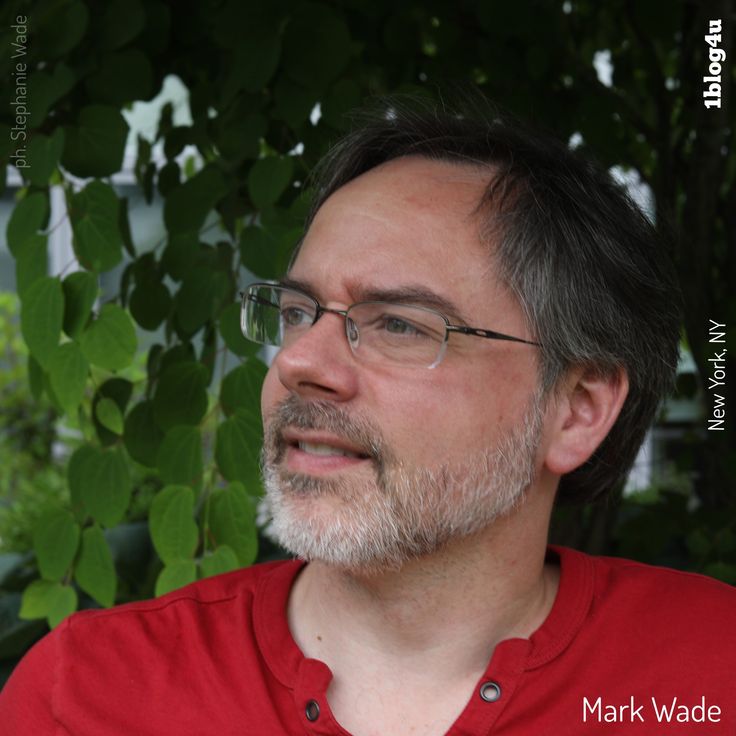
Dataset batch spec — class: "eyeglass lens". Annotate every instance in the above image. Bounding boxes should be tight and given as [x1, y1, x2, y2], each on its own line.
[242, 285, 448, 367]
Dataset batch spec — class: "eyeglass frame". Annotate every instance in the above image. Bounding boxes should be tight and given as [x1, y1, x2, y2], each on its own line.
[240, 281, 542, 368]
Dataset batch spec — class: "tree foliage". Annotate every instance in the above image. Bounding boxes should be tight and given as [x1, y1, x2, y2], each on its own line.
[0, 0, 734, 680]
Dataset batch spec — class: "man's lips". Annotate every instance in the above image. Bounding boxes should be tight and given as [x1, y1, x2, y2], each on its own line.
[281, 429, 371, 458]
[280, 429, 373, 474]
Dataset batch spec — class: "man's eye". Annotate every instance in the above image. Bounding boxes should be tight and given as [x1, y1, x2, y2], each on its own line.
[281, 307, 310, 327]
[383, 317, 425, 337]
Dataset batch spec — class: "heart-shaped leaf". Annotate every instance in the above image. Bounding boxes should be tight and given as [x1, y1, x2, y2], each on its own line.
[149, 485, 199, 565]
[67, 444, 132, 527]
[80, 303, 137, 371]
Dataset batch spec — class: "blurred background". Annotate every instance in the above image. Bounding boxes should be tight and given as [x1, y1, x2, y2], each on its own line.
[0, 0, 733, 685]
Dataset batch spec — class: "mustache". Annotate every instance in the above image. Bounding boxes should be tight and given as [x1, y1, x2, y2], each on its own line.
[262, 396, 387, 465]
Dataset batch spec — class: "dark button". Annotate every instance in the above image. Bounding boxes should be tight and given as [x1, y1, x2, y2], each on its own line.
[305, 699, 320, 722]
[479, 680, 502, 703]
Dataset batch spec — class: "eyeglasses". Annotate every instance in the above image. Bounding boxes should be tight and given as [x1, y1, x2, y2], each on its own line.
[240, 282, 541, 369]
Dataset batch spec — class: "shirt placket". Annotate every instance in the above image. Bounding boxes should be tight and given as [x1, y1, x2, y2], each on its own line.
[446, 638, 532, 736]
[293, 657, 352, 736]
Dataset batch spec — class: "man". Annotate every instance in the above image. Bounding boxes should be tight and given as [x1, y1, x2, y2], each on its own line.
[2, 97, 734, 735]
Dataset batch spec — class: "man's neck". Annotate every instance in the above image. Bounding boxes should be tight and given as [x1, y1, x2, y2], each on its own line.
[287, 509, 559, 684]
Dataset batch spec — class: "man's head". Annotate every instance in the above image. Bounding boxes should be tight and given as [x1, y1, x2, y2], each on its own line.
[256, 96, 681, 570]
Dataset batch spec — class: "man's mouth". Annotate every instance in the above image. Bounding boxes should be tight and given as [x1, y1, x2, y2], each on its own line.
[279, 429, 374, 474]
[296, 441, 368, 459]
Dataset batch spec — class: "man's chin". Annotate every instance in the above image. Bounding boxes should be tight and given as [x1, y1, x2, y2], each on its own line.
[263, 486, 410, 571]
[265, 497, 447, 575]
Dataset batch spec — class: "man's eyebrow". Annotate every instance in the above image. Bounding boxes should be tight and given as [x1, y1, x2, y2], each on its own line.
[278, 277, 470, 325]
[279, 276, 318, 296]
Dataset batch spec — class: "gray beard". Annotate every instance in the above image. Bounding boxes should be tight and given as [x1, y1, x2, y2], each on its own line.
[261, 394, 543, 574]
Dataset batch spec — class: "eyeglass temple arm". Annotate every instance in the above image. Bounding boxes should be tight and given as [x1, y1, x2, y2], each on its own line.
[446, 325, 542, 347]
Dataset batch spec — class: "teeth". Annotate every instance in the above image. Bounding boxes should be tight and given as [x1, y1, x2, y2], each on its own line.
[298, 441, 361, 458]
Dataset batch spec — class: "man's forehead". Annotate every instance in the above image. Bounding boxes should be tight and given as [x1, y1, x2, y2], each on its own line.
[298, 158, 493, 260]
[324, 156, 490, 212]
[289, 157, 506, 315]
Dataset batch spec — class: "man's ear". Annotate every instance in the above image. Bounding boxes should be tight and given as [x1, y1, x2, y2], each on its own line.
[544, 366, 629, 476]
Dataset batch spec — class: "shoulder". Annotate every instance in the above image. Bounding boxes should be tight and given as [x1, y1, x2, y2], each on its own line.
[0, 559, 298, 715]
[0, 559, 302, 732]
[593, 551, 735, 608]
[560, 546, 736, 636]
[550, 547, 736, 708]
[63, 558, 296, 640]
[0, 614, 59, 733]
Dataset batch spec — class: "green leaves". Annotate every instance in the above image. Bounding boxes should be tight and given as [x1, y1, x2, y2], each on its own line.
[200, 545, 240, 579]
[33, 511, 80, 582]
[36, 1, 89, 59]
[216, 408, 263, 491]
[86, 50, 153, 106]
[150, 485, 199, 596]
[174, 267, 230, 334]
[227, 34, 281, 95]
[92, 378, 133, 445]
[150, 485, 199, 564]
[239, 223, 298, 279]
[161, 233, 200, 281]
[80, 304, 137, 371]
[26, 129, 66, 186]
[20, 581, 78, 629]
[70, 181, 123, 272]
[155, 560, 197, 597]
[62, 271, 98, 339]
[322, 79, 362, 130]
[218, 302, 259, 358]
[220, 359, 267, 417]
[214, 355, 267, 493]
[14, 234, 48, 298]
[130, 280, 171, 331]
[153, 362, 209, 430]
[216, 111, 267, 163]
[209, 482, 258, 566]
[5, 0, 401, 632]
[62, 105, 129, 178]
[48, 341, 89, 415]
[282, 3, 352, 90]
[28, 355, 44, 399]
[67, 445, 132, 527]
[148, 462, 259, 596]
[74, 526, 116, 607]
[157, 426, 203, 487]
[6, 191, 49, 257]
[96, 397, 124, 435]
[26, 65, 76, 128]
[98, 0, 146, 50]
[247, 156, 294, 210]
[20, 277, 63, 369]
[163, 165, 228, 235]
[123, 400, 164, 467]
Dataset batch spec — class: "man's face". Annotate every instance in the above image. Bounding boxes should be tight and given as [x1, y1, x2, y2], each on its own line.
[260, 156, 545, 572]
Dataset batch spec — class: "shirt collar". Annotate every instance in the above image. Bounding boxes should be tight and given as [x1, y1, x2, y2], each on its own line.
[253, 545, 594, 686]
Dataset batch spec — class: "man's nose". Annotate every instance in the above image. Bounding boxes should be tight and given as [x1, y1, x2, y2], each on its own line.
[273, 310, 359, 401]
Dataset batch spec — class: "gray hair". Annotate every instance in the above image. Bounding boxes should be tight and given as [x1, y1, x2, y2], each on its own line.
[294, 94, 682, 503]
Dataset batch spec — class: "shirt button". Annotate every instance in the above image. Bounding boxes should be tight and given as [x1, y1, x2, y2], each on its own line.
[479, 681, 502, 703]
[305, 699, 320, 721]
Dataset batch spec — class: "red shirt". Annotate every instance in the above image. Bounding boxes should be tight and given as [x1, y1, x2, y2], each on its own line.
[2, 546, 735, 735]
